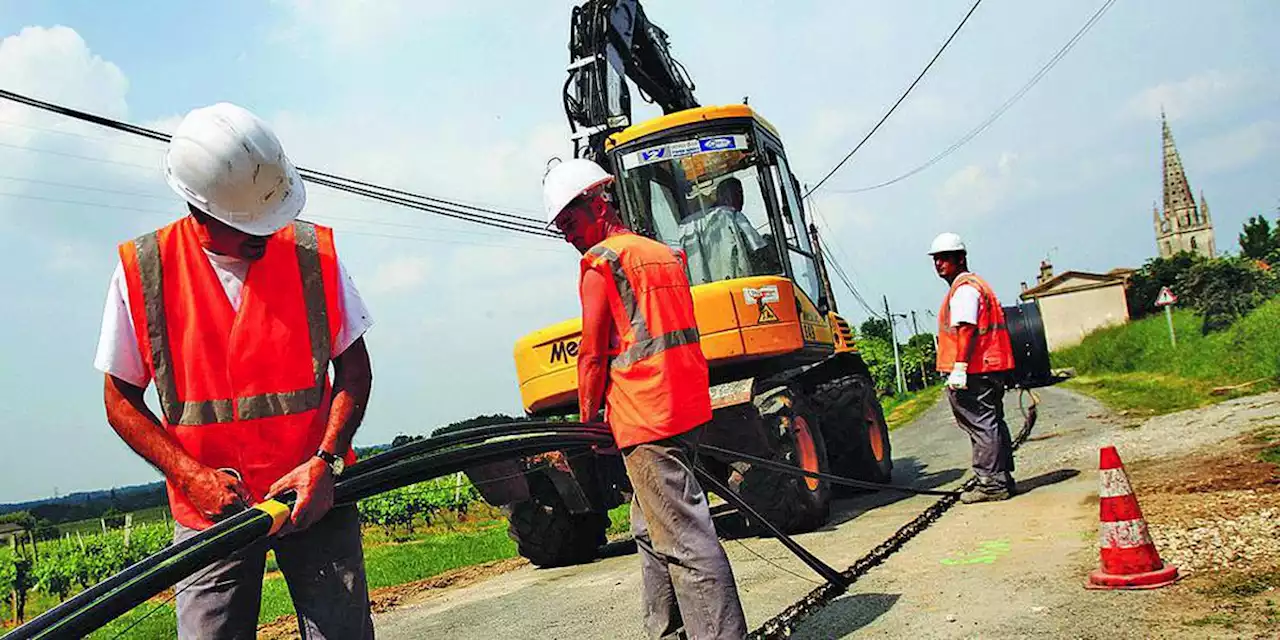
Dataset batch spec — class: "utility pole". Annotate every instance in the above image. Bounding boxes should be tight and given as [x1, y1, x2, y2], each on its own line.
[924, 309, 940, 352]
[910, 310, 927, 383]
[884, 295, 905, 395]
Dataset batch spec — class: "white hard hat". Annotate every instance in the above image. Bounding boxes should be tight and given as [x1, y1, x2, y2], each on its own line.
[928, 232, 966, 255]
[164, 102, 306, 236]
[542, 158, 615, 228]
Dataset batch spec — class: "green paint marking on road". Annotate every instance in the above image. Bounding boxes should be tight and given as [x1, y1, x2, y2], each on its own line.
[940, 539, 1012, 566]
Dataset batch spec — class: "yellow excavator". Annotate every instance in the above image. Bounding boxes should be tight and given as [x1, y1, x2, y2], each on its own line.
[461, 0, 892, 567]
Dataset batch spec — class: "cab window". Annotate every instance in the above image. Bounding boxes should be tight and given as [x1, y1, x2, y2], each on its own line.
[615, 133, 782, 285]
[766, 151, 823, 306]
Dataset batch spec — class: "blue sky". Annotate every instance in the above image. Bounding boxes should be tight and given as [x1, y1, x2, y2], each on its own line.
[1, 1, 1276, 502]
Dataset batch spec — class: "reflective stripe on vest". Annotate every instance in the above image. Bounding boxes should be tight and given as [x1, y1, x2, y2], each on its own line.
[936, 272, 1015, 374]
[585, 244, 703, 370]
[133, 221, 331, 426]
[581, 234, 712, 448]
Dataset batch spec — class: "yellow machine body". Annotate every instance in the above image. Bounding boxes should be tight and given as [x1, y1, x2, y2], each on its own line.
[514, 105, 858, 414]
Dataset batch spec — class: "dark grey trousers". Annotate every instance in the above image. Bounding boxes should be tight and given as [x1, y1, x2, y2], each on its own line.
[623, 428, 747, 640]
[945, 373, 1016, 490]
[173, 504, 373, 640]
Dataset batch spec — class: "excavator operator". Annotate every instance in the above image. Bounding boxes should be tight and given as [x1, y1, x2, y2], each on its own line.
[676, 175, 779, 283]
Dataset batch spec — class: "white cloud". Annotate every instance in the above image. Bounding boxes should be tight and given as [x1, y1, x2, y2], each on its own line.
[1126, 70, 1255, 122]
[1186, 119, 1279, 174]
[269, 0, 459, 50]
[0, 26, 174, 238]
[936, 151, 1019, 220]
[0, 26, 128, 118]
[369, 255, 431, 295]
[46, 240, 94, 273]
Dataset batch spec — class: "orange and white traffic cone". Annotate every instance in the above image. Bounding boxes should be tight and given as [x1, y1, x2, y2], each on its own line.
[1086, 445, 1180, 589]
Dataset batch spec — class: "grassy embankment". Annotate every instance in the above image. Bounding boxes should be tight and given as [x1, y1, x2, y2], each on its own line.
[1053, 298, 1280, 417]
[882, 385, 944, 430]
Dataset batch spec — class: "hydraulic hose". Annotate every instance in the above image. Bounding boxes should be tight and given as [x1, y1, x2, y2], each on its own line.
[697, 444, 960, 497]
[692, 466, 849, 591]
[338, 421, 611, 480]
[7, 425, 613, 640]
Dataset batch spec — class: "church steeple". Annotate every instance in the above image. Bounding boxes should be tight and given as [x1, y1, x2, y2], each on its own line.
[1162, 111, 1197, 230]
[1152, 113, 1216, 259]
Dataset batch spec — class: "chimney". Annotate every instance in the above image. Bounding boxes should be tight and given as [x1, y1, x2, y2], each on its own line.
[1020, 281, 1028, 292]
[1037, 260, 1054, 285]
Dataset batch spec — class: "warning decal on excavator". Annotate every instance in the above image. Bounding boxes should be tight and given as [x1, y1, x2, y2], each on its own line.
[757, 302, 779, 324]
[742, 284, 780, 306]
[620, 134, 750, 169]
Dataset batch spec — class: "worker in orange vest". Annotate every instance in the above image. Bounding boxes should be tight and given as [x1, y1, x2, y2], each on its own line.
[543, 159, 747, 639]
[94, 103, 375, 638]
[929, 232, 1017, 504]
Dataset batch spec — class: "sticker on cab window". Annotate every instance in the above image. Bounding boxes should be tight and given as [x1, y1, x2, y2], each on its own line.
[620, 134, 750, 170]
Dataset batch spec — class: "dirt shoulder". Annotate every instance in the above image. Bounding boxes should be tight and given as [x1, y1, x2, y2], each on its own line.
[792, 388, 1280, 639]
[1129, 429, 1280, 635]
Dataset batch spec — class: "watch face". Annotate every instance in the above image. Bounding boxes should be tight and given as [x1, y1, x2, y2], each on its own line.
[332, 457, 345, 475]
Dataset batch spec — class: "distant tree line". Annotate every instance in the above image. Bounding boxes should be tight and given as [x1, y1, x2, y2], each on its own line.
[857, 318, 938, 396]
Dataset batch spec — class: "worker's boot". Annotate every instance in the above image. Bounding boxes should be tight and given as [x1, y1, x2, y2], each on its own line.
[960, 480, 1012, 504]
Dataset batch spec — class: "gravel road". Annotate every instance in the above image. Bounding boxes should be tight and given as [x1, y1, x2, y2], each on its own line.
[371, 387, 1280, 639]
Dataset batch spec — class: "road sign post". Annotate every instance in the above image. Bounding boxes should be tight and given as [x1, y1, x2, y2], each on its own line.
[1154, 286, 1177, 347]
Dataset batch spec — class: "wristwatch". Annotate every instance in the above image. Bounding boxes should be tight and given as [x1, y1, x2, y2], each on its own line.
[315, 449, 345, 476]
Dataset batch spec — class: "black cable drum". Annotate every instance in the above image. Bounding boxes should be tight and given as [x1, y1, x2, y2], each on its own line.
[1002, 302, 1054, 389]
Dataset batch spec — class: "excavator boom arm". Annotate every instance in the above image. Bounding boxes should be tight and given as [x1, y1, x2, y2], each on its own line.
[564, 0, 699, 165]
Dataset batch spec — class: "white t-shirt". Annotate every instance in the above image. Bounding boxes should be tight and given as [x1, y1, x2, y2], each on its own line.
[948, 275, 980, 327]
[94, 250, 373, 388]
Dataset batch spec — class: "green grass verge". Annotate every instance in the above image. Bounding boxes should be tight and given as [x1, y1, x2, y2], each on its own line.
[257, 523, 517, 625]
[1053, 298, 1280, 415]
[881, 385, 943, 430]
[1062, 373, 1223, 417]
[606, 503, 631, 537]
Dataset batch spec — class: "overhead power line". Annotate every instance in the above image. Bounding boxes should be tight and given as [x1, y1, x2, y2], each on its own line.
[0, 190, 559, 252]
[0, 87, 557, 238]
[806, 193, 882, 320]
[803, 0, 983, 198]
[829, 0, 1118, 194]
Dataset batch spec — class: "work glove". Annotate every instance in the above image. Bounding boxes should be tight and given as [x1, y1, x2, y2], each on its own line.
[946, 362, 968, 390]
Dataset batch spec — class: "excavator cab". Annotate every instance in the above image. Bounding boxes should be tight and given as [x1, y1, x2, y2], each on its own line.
[606, 105, 825, 312]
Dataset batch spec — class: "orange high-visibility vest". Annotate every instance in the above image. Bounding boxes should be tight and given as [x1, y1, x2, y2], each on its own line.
[119, 216, 354, 530]
[580, 233, 712, 448]
[936, 272, 1015, 374]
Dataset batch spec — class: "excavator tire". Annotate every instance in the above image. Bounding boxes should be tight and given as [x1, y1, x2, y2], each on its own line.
[812, 375, 893, 495]
[504, 475, 610, 568]
[731, 387, 832, 534]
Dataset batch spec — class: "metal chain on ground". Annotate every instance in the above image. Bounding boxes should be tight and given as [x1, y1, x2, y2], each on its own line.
[748, 390, 1041, 639]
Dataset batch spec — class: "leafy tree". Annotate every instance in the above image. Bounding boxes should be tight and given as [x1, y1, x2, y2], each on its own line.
[391, 434, 422, 448]
[34, 518, 60, 542]
[100, 507, 125, 529]
[1239, 214, 1278, 261]
[1124, 253, 1206, 320]
[859, 318, 892, 342]
[901, 333, 939, 390]
[0, 510, 36, 533]
[1180, 256, 1280, 333]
